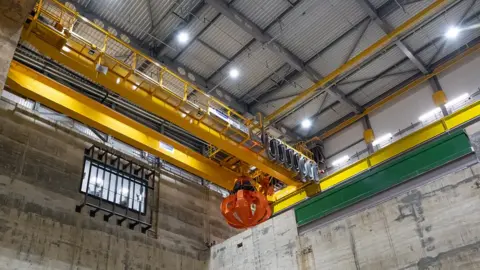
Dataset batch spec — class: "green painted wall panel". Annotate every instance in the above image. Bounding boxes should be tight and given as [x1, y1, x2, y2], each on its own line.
[295, 130, 473, 226]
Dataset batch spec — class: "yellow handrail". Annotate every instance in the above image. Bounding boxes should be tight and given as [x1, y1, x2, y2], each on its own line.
[42, 0, 248, 123]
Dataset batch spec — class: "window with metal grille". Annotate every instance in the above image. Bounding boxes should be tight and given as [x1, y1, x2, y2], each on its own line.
[81, 158, 147, 213]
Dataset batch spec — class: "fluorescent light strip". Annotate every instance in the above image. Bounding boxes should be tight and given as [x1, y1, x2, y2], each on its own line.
[372, 133, 393, 146]
[332, 155, 350, 167]
[419, 107, 441, 122]
[445, 93, 469, 108]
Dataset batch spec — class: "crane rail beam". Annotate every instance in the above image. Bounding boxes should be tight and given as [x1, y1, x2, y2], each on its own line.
[6, 61, 238, 189]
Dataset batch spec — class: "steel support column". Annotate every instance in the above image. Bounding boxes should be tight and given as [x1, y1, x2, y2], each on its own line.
[362, 115, 375, 154]
[429, 75, 449, 116]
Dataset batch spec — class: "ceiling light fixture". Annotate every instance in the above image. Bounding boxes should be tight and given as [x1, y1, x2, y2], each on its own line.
[116, 77, 121, 84]
[445, 26, 460, 39]
[332, 155, 350, 167]
[301, 119, 312, 129]
[372, 133, 393, 146]
[229, 68, 240, 79]
[445, 93, 469, 108]
[419, 107, 442, 122]
[62, 46, 71, 53]
[177, 31, 189, 44]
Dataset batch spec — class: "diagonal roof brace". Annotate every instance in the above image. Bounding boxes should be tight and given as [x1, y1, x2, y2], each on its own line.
[356, 0, 429, 74]
[204, 0, 364, 114]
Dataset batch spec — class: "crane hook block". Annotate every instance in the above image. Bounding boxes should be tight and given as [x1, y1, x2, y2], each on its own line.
[220, 176, 272, 229]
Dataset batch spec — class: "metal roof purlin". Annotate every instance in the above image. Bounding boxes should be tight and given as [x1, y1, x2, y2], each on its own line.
[248, 0, 413, 115]
[356, 0, 429, 74]
[263, 0, 447, 124]
[309, 33, 480, 142]
[204, 0, 364, 114]
[277, 0, 470, 129]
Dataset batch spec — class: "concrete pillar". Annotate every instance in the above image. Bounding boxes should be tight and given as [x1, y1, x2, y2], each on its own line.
[0, 0, 36, 94]
[429, 76, 448, 116]
[362, 115, 375, 154]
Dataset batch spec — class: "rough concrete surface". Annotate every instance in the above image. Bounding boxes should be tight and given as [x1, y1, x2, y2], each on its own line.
[208, 209, 300, 270]
[297, 161, 480, 270]
[0, 0, 36, 92]
[211, 150, 480, 270]
[0, 107, 237, 269]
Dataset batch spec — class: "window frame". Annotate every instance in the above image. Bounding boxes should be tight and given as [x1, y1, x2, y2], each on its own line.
[80, 156, 149, 215]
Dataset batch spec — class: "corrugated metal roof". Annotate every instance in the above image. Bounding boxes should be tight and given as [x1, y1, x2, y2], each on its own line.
[267, 0, 367, 61]
[342, 46, 406, 83]
[240, 64, 293, 104]
[250, 74, 313, 115]
[384, 0, 436, 28]
[403, 0, 480, 53]
[177, 40, 228, 78]
[349, 61, 417, 105]
[260, 73, 313, 102]
[308, 21, 386, 78]
[369, 0, 390, 9]
[281, 94, 330, 128]
[231, 0, 291, 30]
[307, 102, 352, 134]
[84, 0, 152, 40]
[163, 6, 220, 59]
[208, 41, 285, 98]
[199, 15, 253, 58]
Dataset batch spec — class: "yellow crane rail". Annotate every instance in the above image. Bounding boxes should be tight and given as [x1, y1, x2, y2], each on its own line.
[273, 96, 480, 213]
[264, 0, 447, 123]
[22, 0, 300, 186]
[6, 61, 238, 189]
[307, 31, 480, 143]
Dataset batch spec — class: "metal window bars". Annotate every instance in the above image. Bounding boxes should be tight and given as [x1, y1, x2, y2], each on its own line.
[76, 145, 155, 233]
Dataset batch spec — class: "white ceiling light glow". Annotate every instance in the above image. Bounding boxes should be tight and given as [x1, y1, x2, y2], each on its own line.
[229, 68, 240, 79]
[332, 155, 350, 167]
[445, 26, 460, 39]
[445, 93, 469, 108]
[419, 107, 442, 122]
[372, 133, 393, 146]
[301, 119, 312, 129]
[177, 31, 190, 44]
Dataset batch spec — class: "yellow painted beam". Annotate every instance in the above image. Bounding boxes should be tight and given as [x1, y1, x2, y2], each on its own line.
[265, 0, 447, 123]
[308, 32, 480, 143]
[6, 61, 238, 189]
[273, 99, 480, 213]
[21, 21, 300, 186]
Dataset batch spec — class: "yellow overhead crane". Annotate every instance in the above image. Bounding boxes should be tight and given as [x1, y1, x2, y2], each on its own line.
[9, 0, 469, 219]
[7, 61, 238, 189]
[19, 0, 308, 190]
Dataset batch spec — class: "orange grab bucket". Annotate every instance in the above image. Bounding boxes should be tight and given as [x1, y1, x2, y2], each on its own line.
[220, 176, 272, 229]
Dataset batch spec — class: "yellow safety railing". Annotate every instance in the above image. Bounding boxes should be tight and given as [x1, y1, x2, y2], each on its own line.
[31, 0, 254, 144]
[22, 0, 308, 186]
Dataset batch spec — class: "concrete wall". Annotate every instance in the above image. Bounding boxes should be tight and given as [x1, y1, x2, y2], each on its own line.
[0, 0, 36, 91]
[208, 210, 300, 270]
[210, 135, 480, 270]
[297, 161, 480, 270]
[0, 103, 237, 269]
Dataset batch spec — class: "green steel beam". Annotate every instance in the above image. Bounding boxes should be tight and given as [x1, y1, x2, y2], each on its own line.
[295, 130, 473, 226]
